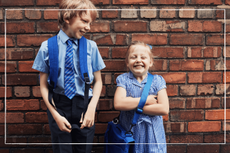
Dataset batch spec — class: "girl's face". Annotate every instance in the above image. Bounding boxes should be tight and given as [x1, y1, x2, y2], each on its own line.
[63, 10, 92, 39]
[126, 44, 153, 78]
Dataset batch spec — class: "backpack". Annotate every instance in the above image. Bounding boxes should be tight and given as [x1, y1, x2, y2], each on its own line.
[47, 35, 90, 110]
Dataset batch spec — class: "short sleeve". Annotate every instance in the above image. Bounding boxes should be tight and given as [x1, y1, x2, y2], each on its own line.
[90, 40, 106, 72]
[116, 74, 127, 90]
[32, 41, 49, 73]
[155, 75, 166, 93]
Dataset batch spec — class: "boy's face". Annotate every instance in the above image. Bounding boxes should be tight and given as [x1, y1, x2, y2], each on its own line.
[126, 45, 153, 78]
[64, 10, 92, 39]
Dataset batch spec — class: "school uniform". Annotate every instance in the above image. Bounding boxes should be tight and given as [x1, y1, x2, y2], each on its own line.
[32, 30, 106, 153]
[116, 71, 167, 153]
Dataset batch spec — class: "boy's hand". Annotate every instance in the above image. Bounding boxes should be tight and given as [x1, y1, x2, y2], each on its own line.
[55, 115, 72, 133]
[80, 107, 95, 129]
[146, 95, 157, 105]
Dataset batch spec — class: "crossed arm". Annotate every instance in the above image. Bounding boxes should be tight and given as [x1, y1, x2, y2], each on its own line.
[114, 86, 169, 116]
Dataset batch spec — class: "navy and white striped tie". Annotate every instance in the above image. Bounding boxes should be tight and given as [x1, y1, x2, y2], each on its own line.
[64, 39, 76, 99]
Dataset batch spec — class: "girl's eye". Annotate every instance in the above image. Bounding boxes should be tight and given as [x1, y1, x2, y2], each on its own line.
[130, 56, 136, 59]
[141, 56, 146, 59]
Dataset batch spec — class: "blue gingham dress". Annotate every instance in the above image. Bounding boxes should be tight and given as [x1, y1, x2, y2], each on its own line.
[116, 72, 167, 153]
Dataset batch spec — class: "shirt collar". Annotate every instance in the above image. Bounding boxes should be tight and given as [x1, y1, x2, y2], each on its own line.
[58, 29, 78, 46]
[128, 71, 149, 86]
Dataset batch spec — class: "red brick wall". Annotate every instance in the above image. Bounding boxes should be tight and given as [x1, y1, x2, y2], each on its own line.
[0, 0, 229, 152]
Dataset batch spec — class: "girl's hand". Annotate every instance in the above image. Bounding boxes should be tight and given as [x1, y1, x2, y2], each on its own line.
[80, 106, 95, 129]
[54, 114, 72, 133]
[145, 95, 157, 105]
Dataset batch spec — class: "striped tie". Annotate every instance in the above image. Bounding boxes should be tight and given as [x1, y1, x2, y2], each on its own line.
[64, 39, 76, 99]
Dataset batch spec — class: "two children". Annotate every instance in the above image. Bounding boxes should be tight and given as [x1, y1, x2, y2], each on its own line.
[32, 0, 105, 152]
[33, 0, 169, 152]
[114, 42, 169, 152]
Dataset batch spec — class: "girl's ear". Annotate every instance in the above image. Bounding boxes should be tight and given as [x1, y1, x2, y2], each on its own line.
[149, 58, 154, 67]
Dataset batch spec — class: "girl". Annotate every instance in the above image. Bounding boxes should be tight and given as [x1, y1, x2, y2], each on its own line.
[114, 42, 169, 153]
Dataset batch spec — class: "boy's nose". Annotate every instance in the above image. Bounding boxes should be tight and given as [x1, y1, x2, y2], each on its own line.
[85, 23, 90, 31]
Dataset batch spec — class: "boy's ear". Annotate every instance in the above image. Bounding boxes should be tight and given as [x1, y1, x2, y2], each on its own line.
[63, 12, 70, 24]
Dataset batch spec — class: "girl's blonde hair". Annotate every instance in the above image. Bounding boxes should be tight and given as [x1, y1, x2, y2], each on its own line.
[58, 0, 97, 29]
[125, 41, 154, 64]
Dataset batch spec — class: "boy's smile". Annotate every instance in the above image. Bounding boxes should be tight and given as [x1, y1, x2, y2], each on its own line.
[127, 45, 153, 81]
[63, 10, 92, 39]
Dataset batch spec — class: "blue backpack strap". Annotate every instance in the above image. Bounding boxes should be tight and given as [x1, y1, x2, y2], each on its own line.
[131, 73, 154, 125]
[79, 36, 90, 83]
[48, 35, 59, 89]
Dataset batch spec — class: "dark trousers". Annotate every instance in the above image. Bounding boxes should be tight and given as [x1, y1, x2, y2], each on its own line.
[47, 93, 95, 153]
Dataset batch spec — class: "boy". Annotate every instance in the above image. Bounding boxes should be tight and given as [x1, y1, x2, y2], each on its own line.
[32, 0, 105, 152]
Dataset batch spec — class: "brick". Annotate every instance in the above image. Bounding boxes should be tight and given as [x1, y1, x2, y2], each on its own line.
[97, 99, 113, 110]
[2, 48, 34, 60]
[226, 47, 230, 57]
[104, 73, 112, 84]
[91, 0, 110, 5]
[37, 22, 59, 33]
[151, 0, 185, 4]
[93, 34, 114, 46]
[206, 34, 224, 45]
[106, 85, 116, 96]
[0, 87, 12, 98]
[197, 84, 214, 95]
[225, 121, 230, 131]
[0, 0, 34, 6]
[17, 34, 52, 47]
[204, 134, 224, 143]
[102, 9, 119, 18]
[14, 86, 30, 97]
[0, 149, 9, 153]
[166, 85, 178, 97]
[44, 10, 58, 19]
[203, 21, 222, 32]
[170, 34, 203, 45]
[112, 0, 148, 5]
[187, 72, 201, 83]
[132, 34, 167, 45]
[36, 0, 60, 5]
[97, 111, 119, 122]
[202, 72, 222, 83]
[170, 134, 203, 143]
[179, 8, 195, 18]
[221, 144, 230, 153]
[167, 145, 186, 153]
[0, 112, 24, 123]
[170, 110, 204, 121]
[207, 59, 225, 71]
[224, 71, 230, 83]
[206, 109, 230, 120]
[150, 21, 185, 32]
[32, 86, 42, 97]
[197, 10, 215, 18]
[25, 112, 48, 123]
[203, 47, 221, 58]
[98, 47, 109, 58]
[7, 99, 39, 110]
[187, 97, 220, 109]
[169, 98, 185, 109]
[101, 85, 106, 97]
[187, 145, 220, 153]
[216, 84, 230, 95]
[2, 22, 35, 34]
[8, 124, 43, 135]
[159, 8, 176, 18]
[3, 74, 37, 85]
[28, 136, 52, 144]
[18, 61, 37, 72]
[103, 60, 126, 71]
[0, 9, 3, 20]
[189, 0, 222, 5]
[25, 10, 42, 19]
[0, 61, 16, 73]
[113, 21, 147, 32]
[90, 21, 110, 33]
[180, 85, 196, 96]
[115, 34, 128, 45]
[188, 121, 221, 132]
[188, 21, 203, 32]
[95, 123, 107, 134]
[0, 35, 15, 47]
[112, 47, 127, 59]
[43, 124, 51, 134]
[152, 47, 184, 58]
[121, 7, 138, 18]
[216, 9, 224, 19]
[169, 60, 204, 71]
[150, 59, 167, 71]
[6, 10, 23, 19]
[140, 7, 157, 18]
[161, 72, 186, 83]
[166, 122, 186, 133]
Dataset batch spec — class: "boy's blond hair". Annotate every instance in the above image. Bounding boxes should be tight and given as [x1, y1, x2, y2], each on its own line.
[58, 0, 97, 29]
[125, 41, 154, 64]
